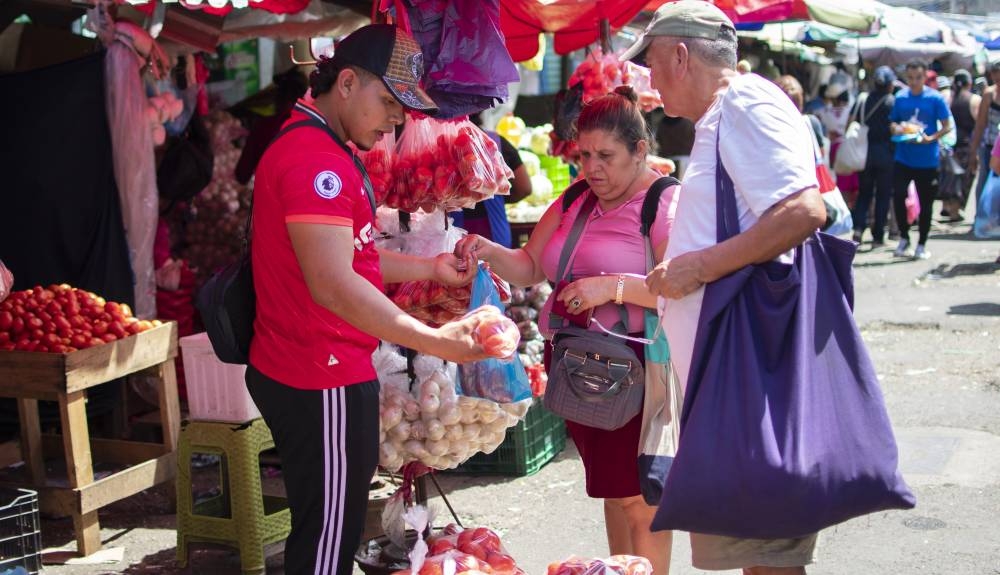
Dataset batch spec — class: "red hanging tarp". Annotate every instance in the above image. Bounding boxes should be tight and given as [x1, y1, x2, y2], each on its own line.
[125, 0, 311, 18]
[644, 0, 810, 24]
[501, 0, 651, 62]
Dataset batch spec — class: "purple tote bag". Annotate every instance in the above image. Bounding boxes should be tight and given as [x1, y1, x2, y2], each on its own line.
[651, 144, 915, 540]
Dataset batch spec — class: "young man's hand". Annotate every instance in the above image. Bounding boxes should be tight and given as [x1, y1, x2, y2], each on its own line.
[432, 253, 477, 287]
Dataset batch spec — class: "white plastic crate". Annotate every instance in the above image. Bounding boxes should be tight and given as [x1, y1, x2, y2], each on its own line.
[180, 333, 261, 423]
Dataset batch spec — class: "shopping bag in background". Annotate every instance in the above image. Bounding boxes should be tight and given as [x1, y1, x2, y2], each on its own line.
[906, 183, 920, 225]
[973, 171, 1000, 239]
[637, 313, 682, 506]
[458, 264, 530, 403]
[0, 259, 13, 303]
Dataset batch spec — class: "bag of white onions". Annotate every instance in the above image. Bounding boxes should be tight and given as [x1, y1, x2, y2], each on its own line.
[374, 344, 530, 472]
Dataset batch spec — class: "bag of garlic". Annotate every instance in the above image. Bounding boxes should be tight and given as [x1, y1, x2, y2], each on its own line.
[375, 343, 530, 472]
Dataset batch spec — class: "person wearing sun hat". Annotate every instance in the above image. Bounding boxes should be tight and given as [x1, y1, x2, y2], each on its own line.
[245, 24, 492, 575]
[625, 1, 827, 572]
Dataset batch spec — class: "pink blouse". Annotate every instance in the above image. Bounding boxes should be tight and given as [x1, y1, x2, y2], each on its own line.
[539, 183, 679, 336]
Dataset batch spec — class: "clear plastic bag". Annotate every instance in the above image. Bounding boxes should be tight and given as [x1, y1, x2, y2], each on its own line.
[458, 265, 531, 403]
[375, 344, 527, 471]
[356, 130, 396, 206]
[391, 115, 513, 213]
[568, 48, 623, 103]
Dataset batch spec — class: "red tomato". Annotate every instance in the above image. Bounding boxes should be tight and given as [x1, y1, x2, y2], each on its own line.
[43, 333, 61, 347]
[30, 329, 45, 341]
[109, 322, 127, 339]
[429, 538, 455, 556]
[92, 321, 108, 336]
[88, 337, 104, 348]
[10, 317, 24, 334]
[0, 333, 10, 344]
[26, 317, 43, 330]
[68, 315, 86, 329]
[486, 553, 517, 575]
[472, 528, 502, 553]
[0, 311, 12, 331]
[45, 301, 61, 317]
[54, 317, 72, 332]
[100, 333, 117, 343]
[70, 334, 89, 349]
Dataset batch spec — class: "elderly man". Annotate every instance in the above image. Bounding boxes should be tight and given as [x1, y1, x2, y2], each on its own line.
[623, 1, 827, 574]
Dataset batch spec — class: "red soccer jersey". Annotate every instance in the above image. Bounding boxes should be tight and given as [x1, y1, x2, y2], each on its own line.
[249, 101, 382, 389]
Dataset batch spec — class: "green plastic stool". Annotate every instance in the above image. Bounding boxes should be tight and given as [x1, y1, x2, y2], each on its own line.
[176, 418, 291, 574]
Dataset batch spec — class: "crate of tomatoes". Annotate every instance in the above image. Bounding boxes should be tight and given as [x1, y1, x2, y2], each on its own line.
[0, 284, 176, 390]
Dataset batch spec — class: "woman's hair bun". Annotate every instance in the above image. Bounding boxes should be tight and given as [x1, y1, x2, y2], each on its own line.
[613, 85, 639, 104]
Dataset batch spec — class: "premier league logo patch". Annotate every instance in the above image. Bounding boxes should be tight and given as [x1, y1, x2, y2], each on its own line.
[314, 171, 342, 199]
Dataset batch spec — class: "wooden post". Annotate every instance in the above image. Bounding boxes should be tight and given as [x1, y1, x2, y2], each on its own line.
[17, 399, 45, 486]
[156, 360, 181, 509]
[58, 391, 101, 556]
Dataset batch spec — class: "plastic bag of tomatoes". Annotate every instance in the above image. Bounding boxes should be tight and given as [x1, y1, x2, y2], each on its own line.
[388, 114, 512, 213]
[457, 264, 529, 403]
[568, 48, 623, 103]
[354, 130, 396, 206]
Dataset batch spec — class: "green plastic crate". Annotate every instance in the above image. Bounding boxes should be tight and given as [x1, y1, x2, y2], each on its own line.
[449, 398, 566, 476]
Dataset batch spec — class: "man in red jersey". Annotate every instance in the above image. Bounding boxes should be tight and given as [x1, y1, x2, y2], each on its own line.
[247, 24, 490, 575]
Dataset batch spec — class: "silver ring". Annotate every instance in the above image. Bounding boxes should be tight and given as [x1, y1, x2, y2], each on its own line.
[571, 298, 582, 309]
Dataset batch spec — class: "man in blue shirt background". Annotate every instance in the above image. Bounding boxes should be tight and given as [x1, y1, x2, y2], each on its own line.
[890, 59, 953, 260]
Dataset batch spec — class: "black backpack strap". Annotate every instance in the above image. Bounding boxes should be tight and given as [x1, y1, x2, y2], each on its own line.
[640, 176, 680, 237]
[640, 176, 680, 273]
[560, 179, 593, 213]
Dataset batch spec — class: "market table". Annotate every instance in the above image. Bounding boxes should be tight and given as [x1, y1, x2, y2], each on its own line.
[0, 321, 181, 556]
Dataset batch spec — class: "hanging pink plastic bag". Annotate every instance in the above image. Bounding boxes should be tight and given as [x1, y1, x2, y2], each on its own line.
[0, 260, 13, 304]
[569, 48, 623, 103]
[906, 183, 920, 225]
[621, 62, 663, 112]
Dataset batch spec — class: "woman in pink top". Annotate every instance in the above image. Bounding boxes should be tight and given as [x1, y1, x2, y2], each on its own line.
[455, 86, 679, 575]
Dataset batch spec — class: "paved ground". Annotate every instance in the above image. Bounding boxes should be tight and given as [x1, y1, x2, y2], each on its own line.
[37, 218, 1000, 574]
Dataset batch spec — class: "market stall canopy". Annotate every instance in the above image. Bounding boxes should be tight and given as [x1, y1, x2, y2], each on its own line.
[501, 0, 651, 62]
[831, 3, 981, 72]
[640, 0, 875, 33]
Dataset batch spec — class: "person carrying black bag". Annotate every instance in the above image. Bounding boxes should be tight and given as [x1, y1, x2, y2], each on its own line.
[243, 25, 492, 575]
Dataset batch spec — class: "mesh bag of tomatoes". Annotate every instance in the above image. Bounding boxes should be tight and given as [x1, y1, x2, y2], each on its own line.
[388, 114, 512, 213]
[0, 284, 161, 353]
[568, 48, 623, 103]
[390, 267, 510, 327]
[547, 555, 652, 575]
[402, 524, 525, 575]
[353, 130, 397, 205]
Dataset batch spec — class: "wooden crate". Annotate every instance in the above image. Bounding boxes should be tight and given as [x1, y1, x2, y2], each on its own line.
[0, 321, 181, 557]
[0, 322, 178, 399]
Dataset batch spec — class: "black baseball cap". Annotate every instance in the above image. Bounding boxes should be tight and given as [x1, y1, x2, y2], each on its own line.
[332, 24, 437, 114]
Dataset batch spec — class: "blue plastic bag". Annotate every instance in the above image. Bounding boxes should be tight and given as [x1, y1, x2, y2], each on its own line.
[973, 171, 1000, 239]
[457, 264, 531, 403]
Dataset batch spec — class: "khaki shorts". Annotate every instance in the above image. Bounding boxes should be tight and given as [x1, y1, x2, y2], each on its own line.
[690, 532, 819, 571]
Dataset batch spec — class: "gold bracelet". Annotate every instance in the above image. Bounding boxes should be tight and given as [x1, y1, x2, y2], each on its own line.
[614, 274, 626, 306]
